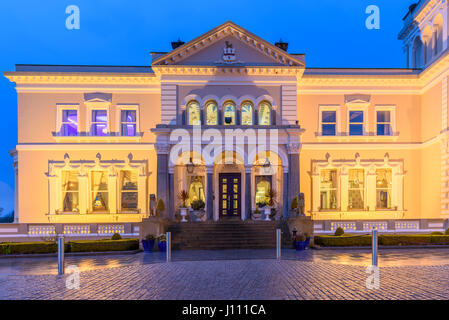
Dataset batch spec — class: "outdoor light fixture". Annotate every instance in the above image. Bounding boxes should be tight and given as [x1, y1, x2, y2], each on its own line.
[186, 157, 195, 174]
[262, 157, 271, 174]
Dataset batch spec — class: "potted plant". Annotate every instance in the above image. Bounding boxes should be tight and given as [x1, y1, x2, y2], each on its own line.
[290, 197, 299, 217]
[190, 199, 206, 221]
[142, 234, 155, 253]
[178, 190, 189, 222]
[157, 234, 167, 252]
[252, 206, 262, 220]
[295, 233, 310, 251]
[264, 189, 277, 221]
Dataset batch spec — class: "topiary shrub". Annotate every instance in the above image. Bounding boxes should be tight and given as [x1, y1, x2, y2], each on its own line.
[156, 199, 165, 216]
[445, 228, 449, 235]
[334, 227, 345, 236]
[290, 197, 298, 211]
[111, 233, 122, 240]
[431, 231, 443, 235]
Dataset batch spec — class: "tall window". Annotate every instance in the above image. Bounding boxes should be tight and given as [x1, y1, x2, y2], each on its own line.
[120, 109, 137, 136]
[91, 110, 108, 136]
[205, 101, 218, 125]
[62, 171, 79, 212]
[241, 101, 253, 125]
[188, 176, 205, 205]
[187, 101, 201, 125]
[376, 110, 392, 136]
[255, 176, 272, 206]
[376, 169, 392, 209]
[320, 169, 337, 209]
[91, 171, 108, 211]
[60, 110, 78, 136]
[120, 170, 138, 211]
[258, 101, 271, 125]
[349, 110, 364, 136]
[348, 169, 364, 209]
[223, 101, 236, 125]
[321, 111, 337, 136]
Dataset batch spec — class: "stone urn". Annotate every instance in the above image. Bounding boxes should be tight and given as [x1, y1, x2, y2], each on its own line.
[179, 207, 188, 222]
[264, 207, 271, 221]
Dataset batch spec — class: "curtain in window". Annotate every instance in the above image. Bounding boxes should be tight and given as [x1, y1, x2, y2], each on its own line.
[348, 169, 364, 209]
[121, 110, 137, 136]
[91, 171, 108, 211]
[62, 171, 79, 212]
[120, 170, 138, 210]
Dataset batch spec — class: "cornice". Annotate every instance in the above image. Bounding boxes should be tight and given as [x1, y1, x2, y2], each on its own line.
[152, 65, 304, 77]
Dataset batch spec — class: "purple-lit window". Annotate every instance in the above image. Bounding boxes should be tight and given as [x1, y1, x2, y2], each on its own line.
[120, 110, 137, 136]
[61, 110, 78, 136]
[91, 110, 108, 136]
[349, 110, 364, 136]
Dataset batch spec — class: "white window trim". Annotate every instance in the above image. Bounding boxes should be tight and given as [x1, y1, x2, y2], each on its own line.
[318, 105, 341, 136]
[117, 104, 140, 136]
[86, 102, 110, 136]
[346, 103, 369, 136]
[374, 105, 396, 136]
[56, 104, 79, 135]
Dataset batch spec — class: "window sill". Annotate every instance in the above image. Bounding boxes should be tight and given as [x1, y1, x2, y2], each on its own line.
[316, 134, 399, 142]
[53, 135, 143, 143]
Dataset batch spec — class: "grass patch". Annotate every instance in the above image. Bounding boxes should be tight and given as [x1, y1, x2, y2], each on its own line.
[314, 234, 449, 247]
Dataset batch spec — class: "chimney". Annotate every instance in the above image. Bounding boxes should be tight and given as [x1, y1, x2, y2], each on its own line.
[275, 39, 288, 52]
[171, 38, 185, 50]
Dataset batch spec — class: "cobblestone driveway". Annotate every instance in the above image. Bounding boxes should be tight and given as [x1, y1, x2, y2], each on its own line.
[1, 259, 449, 300]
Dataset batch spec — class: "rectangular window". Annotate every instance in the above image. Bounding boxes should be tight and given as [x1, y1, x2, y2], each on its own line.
[120, 110, 137, 136]
[320, 169, 337, 209]
[376, 169, 392, 209]
[321, 111, 336, 136]
[91, 110, 108, 136]
[377, 110, 392, 136]
[91, 171, 108, 211]
[60, 110, 78, 136]
[62, 171, 79, 212]
[349, 110, 364, 136]
[255, 176, 272, 206]
[348, 169, 364, 209]
[120, 170, 138, 211]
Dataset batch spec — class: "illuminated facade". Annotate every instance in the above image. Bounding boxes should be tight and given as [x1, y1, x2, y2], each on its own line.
[4, 0, 449, 226]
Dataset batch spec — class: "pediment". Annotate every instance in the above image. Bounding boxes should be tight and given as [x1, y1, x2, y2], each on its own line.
[152, 21, 304, 68]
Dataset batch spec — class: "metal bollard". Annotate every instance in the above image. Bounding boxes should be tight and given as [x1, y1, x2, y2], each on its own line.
[57, 235, 65, 275]
[372, 228, 378, 267]
[276, 229, 281, 260]
[166, 231, 171, 262]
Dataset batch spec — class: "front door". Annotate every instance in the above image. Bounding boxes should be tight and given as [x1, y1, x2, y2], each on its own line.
[219, 173, 241, 218]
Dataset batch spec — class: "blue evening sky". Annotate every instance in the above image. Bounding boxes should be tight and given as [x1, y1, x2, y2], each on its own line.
[0, 0, 415, 194]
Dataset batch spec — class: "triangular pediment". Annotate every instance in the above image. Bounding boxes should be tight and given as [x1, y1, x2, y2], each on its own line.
[152, 21, 304, 68]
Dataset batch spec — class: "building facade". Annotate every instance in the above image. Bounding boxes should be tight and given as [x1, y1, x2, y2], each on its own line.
[4, 1, 449, 233]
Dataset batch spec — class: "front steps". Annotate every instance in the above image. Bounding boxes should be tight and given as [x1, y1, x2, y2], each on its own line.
[166, 220, 292, 250]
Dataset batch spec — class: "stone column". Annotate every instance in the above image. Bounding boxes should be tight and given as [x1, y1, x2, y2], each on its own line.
[155, 143, 170, 218]
[206, 166, 214, 220]
[287, 143, 301, 212]
[283, 168, 289, 219]
[9, 150, 18, 223]
[168, 169, 174, 220]
[245, 165, 252, 220]
[108, 170, 117, 214]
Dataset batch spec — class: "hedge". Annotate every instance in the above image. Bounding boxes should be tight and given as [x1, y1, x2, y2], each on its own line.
[314, 235, 449, 247]
[0, 239, 139, 255]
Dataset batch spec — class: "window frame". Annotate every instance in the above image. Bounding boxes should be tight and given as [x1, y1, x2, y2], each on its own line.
[204, 100, 218, 125]
[375, 105, 396, 136]
[222, 100, 236, 126]
[318, 105, 340, 136]
[240, 100, 254, 126]
[89, 170, 109, 212]
[376, 168, 393, 210]
[186, 100, 201, 126]
[258, 101, 272, 126]
[56, 104, 79, 136]
[118, 104, 140, 137]
[119, 169, 139, 212]
[61, 170, 80, 213]
[319, 169, 339, 210]
[347, 106, 368, 136]
[87, 104, 110, 137]
[348, 168, 366, 210]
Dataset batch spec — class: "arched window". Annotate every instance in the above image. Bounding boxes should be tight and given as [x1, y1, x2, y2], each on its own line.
[187, 101, 201, 125]
[223, 101, 236, 125]
[205, 101, 218, 125]
[258, 101, 272, 125]
[241, 101, 253, 125]
[412, 36, 423, 68]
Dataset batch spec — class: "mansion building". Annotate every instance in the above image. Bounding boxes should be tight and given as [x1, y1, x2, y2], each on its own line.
[4, 0, 449, 233]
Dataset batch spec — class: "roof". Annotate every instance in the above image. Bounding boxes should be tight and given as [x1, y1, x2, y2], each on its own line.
[15, 64, 154, 74]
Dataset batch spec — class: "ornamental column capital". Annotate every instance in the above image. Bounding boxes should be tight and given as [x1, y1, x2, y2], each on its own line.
[155, 143, 170, 154]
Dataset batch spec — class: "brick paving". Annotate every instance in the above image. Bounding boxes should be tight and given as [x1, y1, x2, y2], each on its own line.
[1, 259, 449, 300]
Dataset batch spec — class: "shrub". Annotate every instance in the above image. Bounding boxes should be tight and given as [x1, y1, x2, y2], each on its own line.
[156, 199, 165, 215]
[445, 228, 449, 235]
[256, 201, 267, 208]
[0, 242, 60, 255]
[314, 234, 449, 247]
[157, 234, 167, 242]
[111, 233, 122, 240]
[144, 234, 155, 241]
[290, 197, 298, 210]
[191, 199, 205, 211]
[314, 235, 372, 247]
[178, 190, 189, 208]
[69, 239, 139, 252]
[431, 231, 443, 235]
[334, 227, 345, 236]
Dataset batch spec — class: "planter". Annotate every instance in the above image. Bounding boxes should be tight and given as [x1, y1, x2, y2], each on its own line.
[264, 207, 271, 221]
[295, 238, 310, 251]
[158, 241, 167, 252]
[252, 213, 262, 221]
[141, 239, 155, 253]
[191, 210, 206, 222]
[180, 207, 188, 222]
